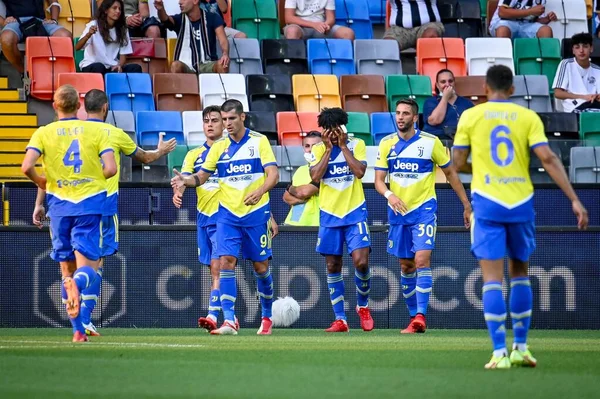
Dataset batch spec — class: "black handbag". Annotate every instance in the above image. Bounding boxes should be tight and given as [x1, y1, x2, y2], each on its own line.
[18, 17, 48, 41]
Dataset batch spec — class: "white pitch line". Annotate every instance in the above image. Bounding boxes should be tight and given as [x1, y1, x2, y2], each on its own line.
[0, 340, 205, 349]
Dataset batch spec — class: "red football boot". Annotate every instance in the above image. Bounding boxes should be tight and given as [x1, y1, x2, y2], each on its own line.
[356, 306, 374, 331]
[325, 319, 349, 333]
[401, 317, 418, 334]
[257, 317, 272, 335]
[412, 314, 427, 333]
[198, 316, 218, 332]
[72, 331, 89, 342]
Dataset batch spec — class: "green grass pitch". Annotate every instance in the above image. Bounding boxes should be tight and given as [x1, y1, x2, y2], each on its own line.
[1, 329, 599, 399]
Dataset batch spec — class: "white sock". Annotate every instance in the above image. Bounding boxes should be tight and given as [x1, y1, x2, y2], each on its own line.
[513, 343, 527, 351]
[207, 314, 217, 322]
[493, 348, 508, 358]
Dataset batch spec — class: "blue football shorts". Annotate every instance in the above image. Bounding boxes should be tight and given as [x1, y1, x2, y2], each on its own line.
[49, 214, 102, 262]
[100, 214, 119, 258]
[216, 221, 272, 262]
[197, 213, 218, 265]
[471, 216, 536, 262]
[316, 221, 371, 256]
[387, 214, 437, 259]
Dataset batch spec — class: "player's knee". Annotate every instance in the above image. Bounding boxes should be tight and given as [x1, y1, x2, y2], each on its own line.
[326, 258, 342, 274]
[253, 261, 269, 274]
[353, 257, 369, 272]
[219, 256, 236, 270]
[400, 260, 416, 274]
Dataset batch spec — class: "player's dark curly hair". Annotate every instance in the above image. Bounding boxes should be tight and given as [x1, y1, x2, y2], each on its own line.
[96, 0, 129, 47]
[317, 108, 348, 130]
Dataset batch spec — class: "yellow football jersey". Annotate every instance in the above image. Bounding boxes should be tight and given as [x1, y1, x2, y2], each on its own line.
[26, 119, 113, 217]
[309, 138, 368, 227]
[181, 143, 220, 226]
[284, 164, 320, 226]
[201, 129, 277, 226]
[375, 130, 450, 225]
[454, 100, 548, 222]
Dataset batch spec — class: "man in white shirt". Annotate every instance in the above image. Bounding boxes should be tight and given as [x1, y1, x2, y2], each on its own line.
[489, 0, 556, 39]
[553, 33, 600, 113]
[284, 0, 355, 40]
[383, 0, 443, 50]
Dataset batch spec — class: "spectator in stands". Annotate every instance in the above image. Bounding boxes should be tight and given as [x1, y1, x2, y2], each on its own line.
[0, 0, 71, 75]
[77, 0, 142, 75]
[283, 131, 322, 227]
[154, 0, 229, 74]
[553, 32, 600, 113]
[124, 0, 162, 38]
[489, 0, 557, 39]
[201, 0, 247, 39]
[383, 0, 443, 49]
[423, 69, 473, 139]
[283, 0, 355, 40]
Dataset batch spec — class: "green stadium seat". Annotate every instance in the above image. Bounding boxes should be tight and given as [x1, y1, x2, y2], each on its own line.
[513, 38, 561, 91]
[346, 112, 372, 145]
[168, 145, 189, 177]
[233, 0, 279, 40]
[385, 75, 432, 113]
[579, 113, 600, 147]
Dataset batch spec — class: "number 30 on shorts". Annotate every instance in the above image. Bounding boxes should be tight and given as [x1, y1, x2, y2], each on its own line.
[417, 224, 435, 238]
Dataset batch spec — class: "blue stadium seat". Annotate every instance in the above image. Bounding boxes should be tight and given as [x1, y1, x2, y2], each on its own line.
[136, 111, 184, 147]
[307, 39, 356, 78]
[335, 0, 374, 39]
[368, 0, 386, 23]
[105, 73, 155, 114]
[370, 112, 397, 145]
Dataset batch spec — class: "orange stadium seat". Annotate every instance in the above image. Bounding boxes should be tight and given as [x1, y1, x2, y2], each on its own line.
[340, 75, 388, 114]
[417, 38, 466, 91]
[292, 74, 341, 112]
[57, 72, 104, 119]
[153, 73, 201, 112]
[26, 37, 76, 101]
[277, 112, 321, 146]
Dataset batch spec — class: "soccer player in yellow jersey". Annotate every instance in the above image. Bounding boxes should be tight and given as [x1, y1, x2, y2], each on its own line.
[172, 105, 224, 332]
[309, 108, 374, 333]
[375, 99, 471, 334]
[22, 85, 117, 342]
[453, 65, 588, 369]
[171, 99, 279, 336]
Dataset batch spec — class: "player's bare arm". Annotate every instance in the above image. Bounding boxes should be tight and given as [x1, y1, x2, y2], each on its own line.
[244, 165, 279, 206]
[134, 133, 177, 164]
[441, 164, 472, 228]
[283, 190, 305, 205]
[100, 151, 118, 179]
[172, 184, 185, 208]
[287, 183, 318, 201]
[310, 131, 333, 183]
[337, 129, 366, 179]
[533, 145, 589, 230]
[452, 148, 472, 174]
[374, 169, 407, 215]
[22, 149, 47, 190]
[171, 169, 211, 190]
[270, 213, 279, 238]
[33, 188, 47, 229]
[553, 88, 597, 103]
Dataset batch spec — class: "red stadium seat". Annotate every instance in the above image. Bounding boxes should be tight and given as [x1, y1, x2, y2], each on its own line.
[276, 112, 321, 146]
[26, 37, 76, 101]
[58, 72, 104, 119]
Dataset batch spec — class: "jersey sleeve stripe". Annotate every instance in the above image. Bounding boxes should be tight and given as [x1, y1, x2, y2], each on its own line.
[530, 142, 549, 150]
[200, 166, 214, 173]
[439, 160, 451, 168]
[554, 60, 569, 88]
[374, 166, 388, 171]
[263, 162, 277, 168]
[182, 172, 192, 176]
[99, 148, 114, 156]
[25, 146, 42, 155]
[452, 145, 470, 149]
[126, 147, 138, 157]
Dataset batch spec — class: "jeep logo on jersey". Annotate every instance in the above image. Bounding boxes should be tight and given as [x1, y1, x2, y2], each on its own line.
[393, 160, 420, 172]
[329, 164, 350, 175]
[226, 163, 252, 174]
[33, 250, 126, 327]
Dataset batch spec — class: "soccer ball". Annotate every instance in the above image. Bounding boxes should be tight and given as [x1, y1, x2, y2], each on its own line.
[271, 296, 300, 327]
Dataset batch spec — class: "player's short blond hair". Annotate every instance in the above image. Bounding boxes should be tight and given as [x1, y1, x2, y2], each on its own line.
[53, 85, 80, 114]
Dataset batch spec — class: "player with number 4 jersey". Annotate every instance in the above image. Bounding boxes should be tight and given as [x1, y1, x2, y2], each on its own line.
[453, 65, 588, 369]
[375, 99, 470, 334]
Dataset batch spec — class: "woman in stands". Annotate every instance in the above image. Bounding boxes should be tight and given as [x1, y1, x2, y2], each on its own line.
[76, 0, 142, 75]
[422, 69, 473, 141]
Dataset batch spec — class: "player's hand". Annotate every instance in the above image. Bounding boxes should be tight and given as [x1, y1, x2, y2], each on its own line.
[388, 194, 408, 215]
[572, 200, 588, 230]
[244, 187, 265, 206]
[158, 133, 177, 156]
[154, 0, 164, 11]
[463, 204, 472, 229]
[172, 191, 184, 208]
[336, 127, 348, 148]
[32, 205, 46, 229]
[322, 130, 334, 150]
[269, 216, 279, 238]
[529, 5, 545, 17]
[441, 85, 454, 100]
[171, 169, 186, 190]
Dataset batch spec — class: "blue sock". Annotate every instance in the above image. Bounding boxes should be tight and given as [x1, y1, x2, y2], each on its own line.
[416, 268, 432, 315]
[219, 270, 236, 323]
[73, 266, 97, 292]
[354, 269, 370, 307]
[483, 281, 507, 352]
[62, 279, 84, 334]
[510, 277, 533, 347]
[255, 269, 274, 319]
[208, 288, 221, 319]
[327, 272, 346, 320]
[81, 267, 102, 325]
[401, 271, 417, 317]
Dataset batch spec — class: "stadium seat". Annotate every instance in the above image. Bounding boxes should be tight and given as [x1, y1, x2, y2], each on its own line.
[335, 0, 374, 39]
[221, 38, 263, 76]
[127, 38, 168, 76]
[479, 0, 488, 18]
[546, 0, 588, 41]
[354, 39, 402, 76]
[292, 74, 341, 112]
[153, 73, 200, 112]
[182, 111, 206, 146]
[416, 38, 466, 90]
[539, 112, 579, 140]
[370, 112, 397, 145]
[199, 73, 249, 111]
[167, 145, 189, 177]
[454, 76, 487, 104]
[246, 74, 294, 113]
[307, 39, 356, 78]
[510, 75, 552, 113]
[561, 38, 600, 64]
[385, 75, 433, 112]
[530, 141, 563, 183]
[465, 38, 514, 76]
[276, 112, 321, 146]
[368, 0, 386, 23]
[105, 110, 136, 138]
[245, 111, 278, 143]
[232, 0, 279, 40]
[579, 112, 600, 146]
[52, 0, 92, 37]
[362, 146, 379, 183]
[438, 0, 483, 39]
[340, 75, 388, 114]
[569, 146, 600, 183]
[513, 38, 561, 91]
[136, 111, 184, 147]
[167, 38, 177, 67]
[26, 37, 75, 101]
[105, 73, 155, 114]
[346, 112, 372, 145]
[140, 145, 170, 182]
[57, 72, 104, 119]
[262, 39, 308, 76]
